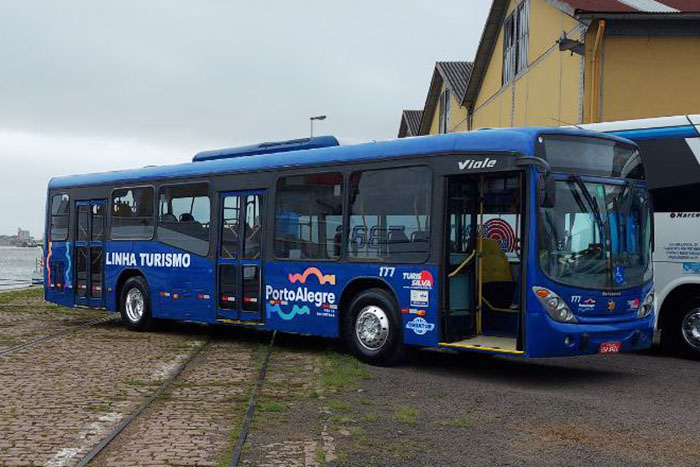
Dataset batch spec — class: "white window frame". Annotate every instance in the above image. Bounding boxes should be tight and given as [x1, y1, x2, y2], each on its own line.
[503, 0, 529, 85]
[438, 88, 451, 134]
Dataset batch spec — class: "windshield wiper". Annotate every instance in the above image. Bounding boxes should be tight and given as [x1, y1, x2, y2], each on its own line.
[569, 176, 606, 239]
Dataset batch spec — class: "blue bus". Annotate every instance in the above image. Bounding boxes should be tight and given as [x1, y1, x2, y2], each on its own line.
[44, 128, 654, 365]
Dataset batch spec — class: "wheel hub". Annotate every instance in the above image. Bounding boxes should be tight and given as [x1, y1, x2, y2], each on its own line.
[682, 309, 700, 349]
[355, 305, 389, 351]
[125, 288, 145, 323]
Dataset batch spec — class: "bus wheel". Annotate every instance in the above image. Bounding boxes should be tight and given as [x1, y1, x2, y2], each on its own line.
[120, 276, 154, 331]
[678, 300, 700, 359]
[344, 288, 404, 366]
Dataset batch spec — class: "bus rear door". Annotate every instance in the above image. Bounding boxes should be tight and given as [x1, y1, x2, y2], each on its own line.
[75, 200, 106, 308]
[217, 190, 264, 322]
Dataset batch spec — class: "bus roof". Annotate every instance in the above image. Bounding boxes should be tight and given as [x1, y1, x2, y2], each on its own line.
[48, 127, 633, 190]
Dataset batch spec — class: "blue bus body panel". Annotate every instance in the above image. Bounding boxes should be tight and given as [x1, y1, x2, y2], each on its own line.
[48, 128, 634, 190]
[45, 240, 74, 308]
[103, 242, 215, 320]
[97, 242, 441, 346]
[193, 136, 340, 162]
[522, 170, 654, 357]
[264, 263, 440, 346]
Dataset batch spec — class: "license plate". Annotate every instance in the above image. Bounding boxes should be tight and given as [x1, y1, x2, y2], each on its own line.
[599, 342, 622, 354]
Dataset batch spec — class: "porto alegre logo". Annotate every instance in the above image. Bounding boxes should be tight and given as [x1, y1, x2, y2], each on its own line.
[288, 267, 336, 285]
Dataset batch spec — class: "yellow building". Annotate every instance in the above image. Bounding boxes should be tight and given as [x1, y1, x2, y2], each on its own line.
[399, 0, 700, 134]
[399, 61, 473, 137]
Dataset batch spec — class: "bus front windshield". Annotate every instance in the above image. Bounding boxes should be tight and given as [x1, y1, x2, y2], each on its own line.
[539, 179, 652, 290]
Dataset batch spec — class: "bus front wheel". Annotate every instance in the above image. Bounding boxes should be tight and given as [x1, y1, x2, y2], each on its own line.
[344, 288, 404, 366]
[664, 298, 700, 359]
[120, 276, 154, 331]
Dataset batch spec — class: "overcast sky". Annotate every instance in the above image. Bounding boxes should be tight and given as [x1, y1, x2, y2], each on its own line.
[0, 0, 490, 237]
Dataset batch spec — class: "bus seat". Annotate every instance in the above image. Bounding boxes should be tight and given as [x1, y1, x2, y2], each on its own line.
[481, 238, 512, 283]
[412, 231, 429, 244]
[388, 230, 411, 256]
[481, 238, 515, 310]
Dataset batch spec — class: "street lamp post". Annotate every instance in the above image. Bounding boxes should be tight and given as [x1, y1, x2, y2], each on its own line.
[310, 115, 327, 137]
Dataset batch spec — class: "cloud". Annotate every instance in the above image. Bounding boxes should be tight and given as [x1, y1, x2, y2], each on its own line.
[0, 0, 490, 236]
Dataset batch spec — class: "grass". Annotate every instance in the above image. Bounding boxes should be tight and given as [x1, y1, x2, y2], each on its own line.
[329, 399, 352, 412]
[385, 440, 428, 460]
[321, 352, 371, 392]
[124, 379, 158, 388]
[395, 405, 418, 425]
[217, 422, 243, 467]
[0, 287, 42, 304]
[360, 413, 379, 423]
[257, 400, 287, 413]
[358, 396, 373, 406]
[315, 447, 326, 465]
[330, 414, 353, 425]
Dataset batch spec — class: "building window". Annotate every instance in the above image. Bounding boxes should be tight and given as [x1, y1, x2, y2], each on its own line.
[50, 193, 70, 241]
[157, 183, 210, 256]
[347, 166, 431, 263]
[503, 0, 529, 85]
[111, 187, 155, 240]
[438, 88, 451, 134]
[274, 173, 343, 260]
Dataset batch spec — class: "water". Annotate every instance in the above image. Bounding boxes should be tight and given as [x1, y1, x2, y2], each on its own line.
[0, 246, 43, 290]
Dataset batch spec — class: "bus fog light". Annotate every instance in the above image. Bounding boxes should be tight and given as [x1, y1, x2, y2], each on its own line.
[532, 286, 577, 323]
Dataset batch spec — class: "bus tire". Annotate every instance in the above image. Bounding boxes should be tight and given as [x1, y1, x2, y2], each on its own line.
[344, 288, 404, 366]
[120, 276, 154, 331]
[666, 298, 700, 359]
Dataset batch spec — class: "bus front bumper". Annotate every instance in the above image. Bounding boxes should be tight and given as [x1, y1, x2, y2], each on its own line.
[527, 312, 655, 357]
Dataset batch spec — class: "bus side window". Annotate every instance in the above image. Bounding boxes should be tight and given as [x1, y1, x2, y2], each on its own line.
[347, 166, 431, 263]
[50, 193, 70, 241]
[111, 187, 155, 240]
[157, 183, 211, 256]
[274, 173, 343, 260]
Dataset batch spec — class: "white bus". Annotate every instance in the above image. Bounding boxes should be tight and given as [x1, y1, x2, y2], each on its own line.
[584, 115, 700, 358]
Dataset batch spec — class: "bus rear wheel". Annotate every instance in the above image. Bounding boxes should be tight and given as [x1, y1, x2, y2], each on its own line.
[663, 298, 700, 359]
[120, 276, 154, 331]
[344, 288, 404, 366]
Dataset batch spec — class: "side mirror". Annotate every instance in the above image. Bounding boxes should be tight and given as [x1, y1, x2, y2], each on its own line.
[540, 175, 557, 208]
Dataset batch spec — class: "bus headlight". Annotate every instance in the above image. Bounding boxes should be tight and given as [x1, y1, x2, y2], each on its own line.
[533, 286, 577, 323]
[637, 290, 654, 319]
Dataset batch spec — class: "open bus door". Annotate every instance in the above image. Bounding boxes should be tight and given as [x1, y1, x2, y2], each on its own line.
[443, 173, 524, 354]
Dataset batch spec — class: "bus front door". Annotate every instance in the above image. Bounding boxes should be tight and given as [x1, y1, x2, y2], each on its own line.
[75, 200, 106, 308]
[217, 191, 264, 322]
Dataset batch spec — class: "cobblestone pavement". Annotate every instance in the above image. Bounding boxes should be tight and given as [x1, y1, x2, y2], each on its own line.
[0, 288, 105, 351]
[0, 316, 209, 466]
[90, 336, 261, 467]
[241, 336, 355, 467]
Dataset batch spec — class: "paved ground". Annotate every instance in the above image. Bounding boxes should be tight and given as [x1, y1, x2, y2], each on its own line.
[247, 345, 700, 466]
[2, 288, 700, 467]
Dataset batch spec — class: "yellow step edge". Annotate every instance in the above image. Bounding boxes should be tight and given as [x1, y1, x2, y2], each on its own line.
[438, 342, 525, 355]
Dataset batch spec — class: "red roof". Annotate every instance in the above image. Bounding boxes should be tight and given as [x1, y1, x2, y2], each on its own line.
[564, 0, 700, 13]
[564, 1, 635, 13]
[657, 0, 700, 12]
